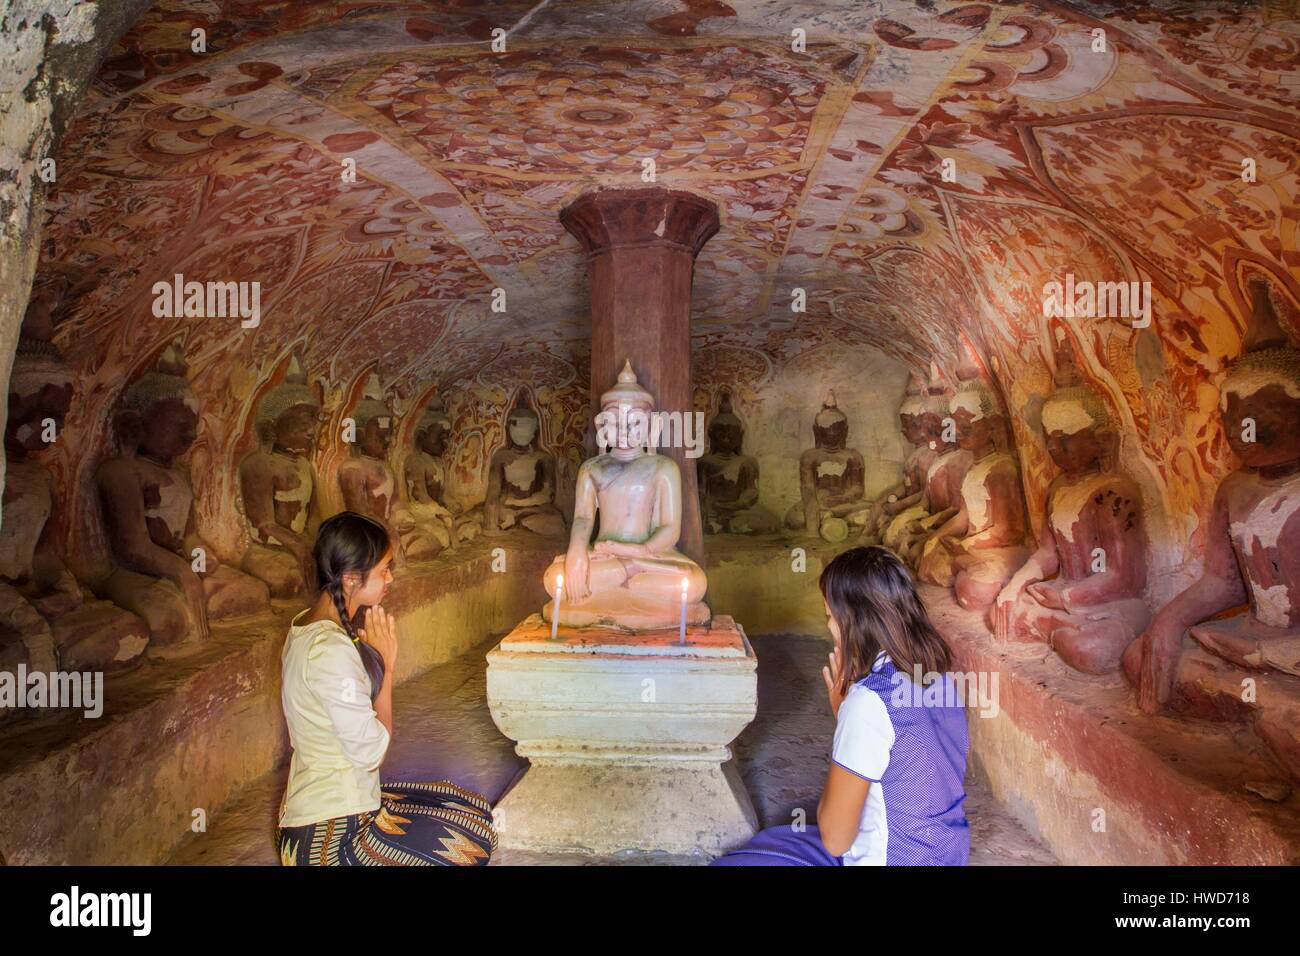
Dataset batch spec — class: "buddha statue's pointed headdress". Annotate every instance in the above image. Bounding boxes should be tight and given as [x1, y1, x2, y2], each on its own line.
[352, 371, 392, 428]
[600, 360, 654, 408]
[1221, 276, 1299, 408]
[256, 352, 319, 431]
[1042, 325, 1111, 436]
[121, 337, 198, 415]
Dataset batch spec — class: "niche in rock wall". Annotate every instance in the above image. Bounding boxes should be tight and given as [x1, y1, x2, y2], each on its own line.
[694, 341, 912, 523]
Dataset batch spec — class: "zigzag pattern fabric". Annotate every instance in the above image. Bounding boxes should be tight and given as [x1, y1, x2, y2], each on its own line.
[277, 780, 496, 866]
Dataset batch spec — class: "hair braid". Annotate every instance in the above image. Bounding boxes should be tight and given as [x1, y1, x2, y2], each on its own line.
[312, 512, 393, 699]
[327, 579, 358, 642]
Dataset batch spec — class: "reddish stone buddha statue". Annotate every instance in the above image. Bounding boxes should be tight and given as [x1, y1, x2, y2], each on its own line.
[917, 341, 1029, 611]
[784, 390, 872, 543]
[239, 353, 322, 599]
[403, 399, 479, 548]
[1123, 278, 1299, 777]
[994, 333, 1149, 674]
[338, 374, 447, 562]
[2, 290, 149, 678]
[883, 364, 969, 564]
[483, 400, 565, 538]
[96, 340, 269, 645]
[862, 369, 935, 544]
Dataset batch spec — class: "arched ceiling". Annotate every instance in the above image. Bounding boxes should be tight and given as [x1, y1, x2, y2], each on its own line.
[32, 0, 1300, 400]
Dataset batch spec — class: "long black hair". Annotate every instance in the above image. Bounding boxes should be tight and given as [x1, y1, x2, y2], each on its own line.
[313, 511, 392, 698]
[820, 546, 952, 695]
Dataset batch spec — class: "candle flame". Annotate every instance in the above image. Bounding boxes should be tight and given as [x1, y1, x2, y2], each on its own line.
[557, 573, 564, 587]
[681, 576, 689, 593]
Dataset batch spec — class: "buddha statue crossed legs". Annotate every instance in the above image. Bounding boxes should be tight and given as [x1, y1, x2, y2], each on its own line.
[784, 391, 872, 543]
[917, 341, 1029, 612]
[543, 362, 708, 630]
[882, 365, 967, 562]
[1125, 278, 1300, 733]
[994, 333, 1149, 674]
[698, 390, 778, 535]
[239, 353, 322, 599]
[97, 341, 269, 645]
[862, 369, 935, 544]
[338, 374, 447, 563]
[404, 400, 480, 547]
[2, 291, 149, 675]
[483, 401, 565, 539]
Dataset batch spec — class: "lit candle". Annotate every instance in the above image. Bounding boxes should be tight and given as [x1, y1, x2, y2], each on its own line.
[552, 573, 563, 640]
[679, 576, 688, 644]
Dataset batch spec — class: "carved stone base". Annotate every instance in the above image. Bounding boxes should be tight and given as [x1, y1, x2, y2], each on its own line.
[53, 601, 149, 672]
[486, 613, 758, 856]
[1173, 642, 1300, 782]
[492, 759, 758, 857]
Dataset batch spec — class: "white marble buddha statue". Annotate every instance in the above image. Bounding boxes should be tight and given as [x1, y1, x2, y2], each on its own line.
[542, 361, 709, 630]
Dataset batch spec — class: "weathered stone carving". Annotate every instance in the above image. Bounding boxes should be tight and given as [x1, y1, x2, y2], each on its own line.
[784, 390, 871, 543]
[1124, 278, 1299, 778]
[861, 369, 933, 543]
[404, 398, 479, 547]
[698, 390, 777, 535]
[239, 353, 321, 599]
[96, 340, 269, 645]
[917, 339, 1029, 612]
[483, 400, 565, 538]
[994, 332, 1149, 674]
[882, 363, 969, 564]
[337, 373, 447, 562]
[2, 291, 149, 676]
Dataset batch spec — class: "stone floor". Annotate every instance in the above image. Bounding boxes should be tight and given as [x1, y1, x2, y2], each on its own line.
[169, 632, 1056, 866]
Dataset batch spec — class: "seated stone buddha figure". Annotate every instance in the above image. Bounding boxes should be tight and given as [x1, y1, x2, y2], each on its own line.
[882, 365, 967, 561]
[917, 345, 1029, 612]
[861, 370, 934, 543]
[784, 391, 872, 543]
[1, 292, 149, 677]
[1124, 278, 1300, 724]
[97, 341, 270, 645]
[543, 361, 708, 630]
[338, 374, 446, 563]
[404, 399, 480, 548]
[239, 353, 322, 600]
[483, 400, 565, 538]
[993, 336, 1149, 675]
[698, 390, 778, 535]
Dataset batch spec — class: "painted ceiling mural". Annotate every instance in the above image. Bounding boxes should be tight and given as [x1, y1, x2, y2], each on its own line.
[27, 0, 1300, 595]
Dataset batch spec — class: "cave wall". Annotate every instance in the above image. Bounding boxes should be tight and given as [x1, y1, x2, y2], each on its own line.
[0, 0, 154, 500]
[4, 0, 1299, 617]
[693, 341, 911, 523]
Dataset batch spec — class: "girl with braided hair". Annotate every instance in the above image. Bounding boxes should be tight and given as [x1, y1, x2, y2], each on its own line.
[276, 511, 496, 865]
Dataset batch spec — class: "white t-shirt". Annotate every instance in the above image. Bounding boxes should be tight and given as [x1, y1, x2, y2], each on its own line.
[831, 664, 896, 866]
[278, 612, 390, 828]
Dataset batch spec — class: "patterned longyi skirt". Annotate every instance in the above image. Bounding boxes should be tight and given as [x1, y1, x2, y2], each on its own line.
[277, 781, 497, 866]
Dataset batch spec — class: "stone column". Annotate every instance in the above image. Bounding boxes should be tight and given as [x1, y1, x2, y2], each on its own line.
[560, 187, 718, 565]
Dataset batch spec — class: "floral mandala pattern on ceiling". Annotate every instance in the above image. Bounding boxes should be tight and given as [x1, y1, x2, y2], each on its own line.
[357, 46, 826, 176]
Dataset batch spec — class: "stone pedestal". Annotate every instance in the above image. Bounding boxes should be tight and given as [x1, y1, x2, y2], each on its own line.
[486, 613, 758, 856]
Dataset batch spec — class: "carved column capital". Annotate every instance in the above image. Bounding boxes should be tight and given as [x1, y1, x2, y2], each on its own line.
[560, 187, 719, 258]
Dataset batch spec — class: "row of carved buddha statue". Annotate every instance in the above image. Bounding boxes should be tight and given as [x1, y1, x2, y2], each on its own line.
[250, 362, 566, 590]
[0, 289, 568, 683]
[842, 278, 1297, 780]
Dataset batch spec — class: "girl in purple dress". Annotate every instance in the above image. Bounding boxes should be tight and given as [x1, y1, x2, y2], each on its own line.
[714, 546, 970, 866]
